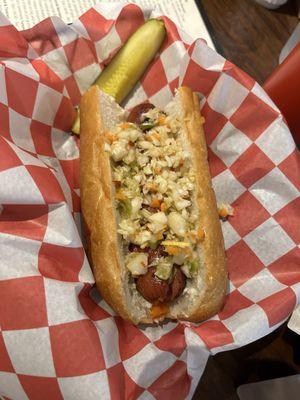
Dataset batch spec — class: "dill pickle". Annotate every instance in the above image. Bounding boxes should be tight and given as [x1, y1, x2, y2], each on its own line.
[94, 19, 166, 103]
[72, 19, 166, 134]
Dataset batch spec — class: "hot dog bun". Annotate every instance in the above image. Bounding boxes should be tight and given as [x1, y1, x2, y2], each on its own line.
[80, 86, 227, 324]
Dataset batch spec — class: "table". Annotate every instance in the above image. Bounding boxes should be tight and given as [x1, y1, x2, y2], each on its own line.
[192, 1, 299, 399]
[193, 323, 300, 399]
[197, 0, 299, 84]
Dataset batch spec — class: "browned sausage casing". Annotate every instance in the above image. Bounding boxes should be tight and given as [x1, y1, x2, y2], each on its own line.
[127, 103, 155, 124]
[136, 266, 186, 303]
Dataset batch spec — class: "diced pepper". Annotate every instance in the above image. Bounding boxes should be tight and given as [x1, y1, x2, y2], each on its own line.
[187, 260, 199, 275]
[140, 121, 156, 131]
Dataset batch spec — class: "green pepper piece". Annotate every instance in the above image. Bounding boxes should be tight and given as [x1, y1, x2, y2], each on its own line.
[188, 260, 199, 275]
[140, 121, 157, 131]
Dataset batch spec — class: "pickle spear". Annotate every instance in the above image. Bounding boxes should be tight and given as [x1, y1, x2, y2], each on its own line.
[72, 19, 166, 134]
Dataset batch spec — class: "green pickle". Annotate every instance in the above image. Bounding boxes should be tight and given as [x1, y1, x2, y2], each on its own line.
[72, 19, 166, 134]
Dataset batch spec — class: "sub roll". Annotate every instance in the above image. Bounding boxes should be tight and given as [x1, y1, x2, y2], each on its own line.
[80, 86, 227, 324]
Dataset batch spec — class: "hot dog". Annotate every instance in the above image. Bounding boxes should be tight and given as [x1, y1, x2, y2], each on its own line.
[80, 86, 227, 323]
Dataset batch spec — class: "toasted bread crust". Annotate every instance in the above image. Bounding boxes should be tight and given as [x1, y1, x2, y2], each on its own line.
[80, 85, 227, 324]
[80, 86, 132, 321]
[176, 87, 227, 322]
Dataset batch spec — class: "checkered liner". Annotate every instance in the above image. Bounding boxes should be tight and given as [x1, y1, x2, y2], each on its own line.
[0, 3, 299, 400]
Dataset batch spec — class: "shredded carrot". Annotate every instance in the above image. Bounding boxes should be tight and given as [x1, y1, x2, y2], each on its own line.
[218, 207, 229, 219]
[164, 246, 181, 255]
[120, 122, 131, 130]
[115, 190, 126, 201]
[154, 166, 161, 174]
[158, 115, 166, 125]
[218, 203, 234, 219]
[149, 132, 160, 141]
[105, 131, 117, 144]
[150, 198, 161, 208]
[197, 228, 206, 241]
[160, 202, 167, 212]
[148, 183, 158, 192]
[150, 303, 169, 319]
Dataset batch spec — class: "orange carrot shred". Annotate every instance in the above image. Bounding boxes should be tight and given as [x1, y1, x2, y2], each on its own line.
[219, 207, 229, 218]
[160, 202, 167, 212]
[164, 246, 180, 255]
[150, 303, 169, 319]
[150, 198, 161, 208]
[148, 183, 158, 192]
[158, 115, 166, 125]
[120, 122, 131, 130]
[105, 131, 117, 144]
[197, 228, 206, 241]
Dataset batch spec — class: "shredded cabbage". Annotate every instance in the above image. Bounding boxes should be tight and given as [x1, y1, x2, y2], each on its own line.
[108, 104, 200, 275]
[155, 258, 173, 280]
[125, 253, 148, 276]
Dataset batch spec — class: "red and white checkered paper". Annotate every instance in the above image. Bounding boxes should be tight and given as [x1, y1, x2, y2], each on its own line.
[0, 3, 299, 399]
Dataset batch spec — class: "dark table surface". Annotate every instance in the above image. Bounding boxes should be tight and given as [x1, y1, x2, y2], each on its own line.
[198, 0, 299, 84]
[193, 1, 299, 399]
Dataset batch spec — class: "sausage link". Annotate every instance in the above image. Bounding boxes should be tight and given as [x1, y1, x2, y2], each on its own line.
[136, 265, 186, 303]
[127, 103, 155, 124]
[136, 267, 170, 303]
[170, 267, 186, 301]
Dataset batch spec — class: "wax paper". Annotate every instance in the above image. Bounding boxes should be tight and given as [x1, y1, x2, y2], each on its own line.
[0, 3, 299, 399]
